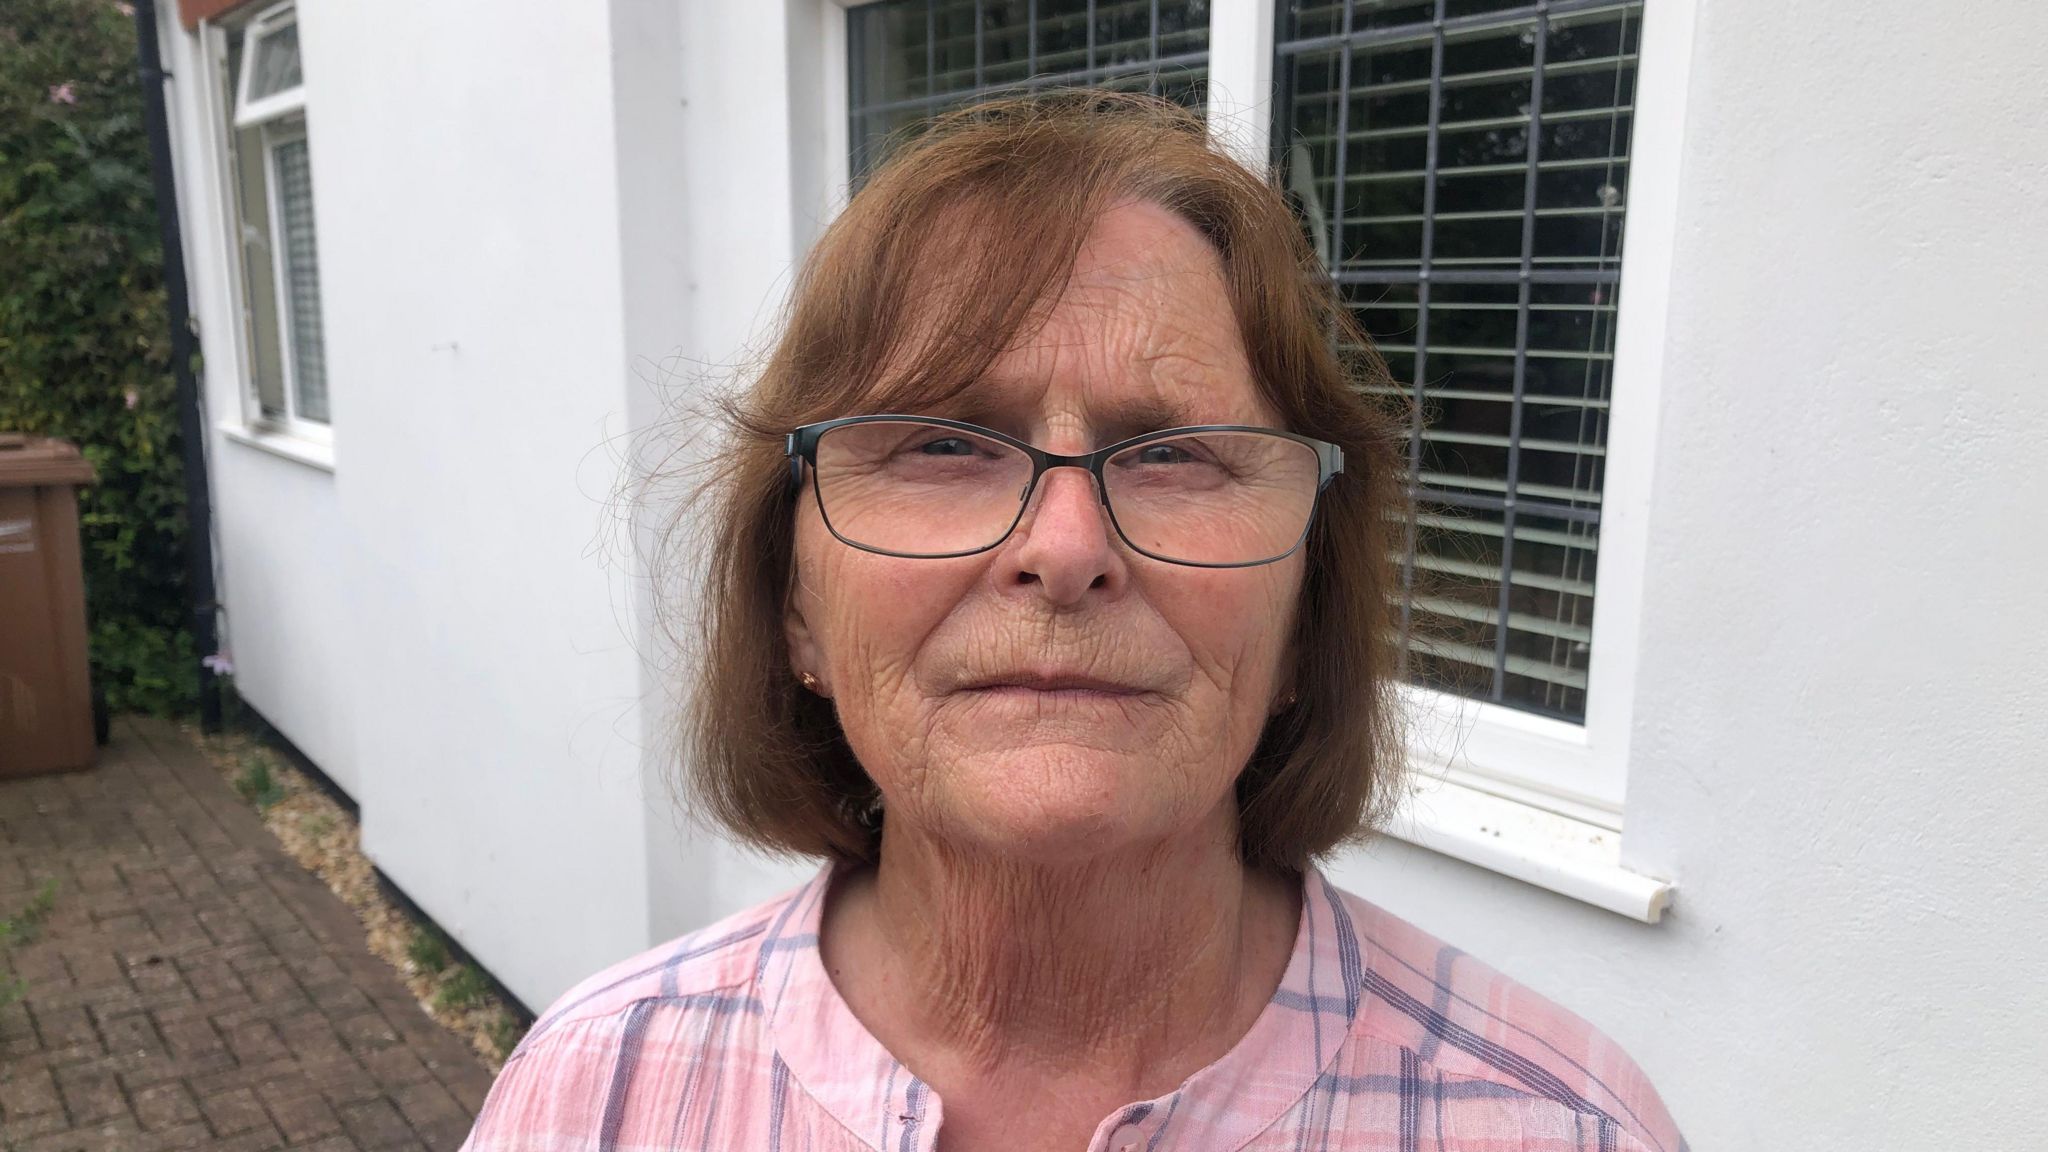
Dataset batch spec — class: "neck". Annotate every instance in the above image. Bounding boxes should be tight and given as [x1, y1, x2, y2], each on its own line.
[841, 801, 1300, 1095]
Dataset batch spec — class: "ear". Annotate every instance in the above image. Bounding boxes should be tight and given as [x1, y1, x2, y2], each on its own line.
[784, 585, 830, 698]
[1267, 643, 1299, 717]
[1267, 679, 1297, 717]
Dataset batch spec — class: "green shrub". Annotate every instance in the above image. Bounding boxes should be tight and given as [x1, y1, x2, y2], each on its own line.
[1, 0, 197, 715]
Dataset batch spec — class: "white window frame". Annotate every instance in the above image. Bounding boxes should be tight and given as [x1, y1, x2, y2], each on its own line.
[807, 0, 1694, 919]
[199, 1, 332, 456]
[234, 3, 306, 128]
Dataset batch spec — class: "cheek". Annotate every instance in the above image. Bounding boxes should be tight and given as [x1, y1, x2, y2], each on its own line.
[1146, 559, 1302, 698]
[794, 505, 972, 704]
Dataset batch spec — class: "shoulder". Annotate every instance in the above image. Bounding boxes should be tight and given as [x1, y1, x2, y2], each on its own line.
[515, 885, 793, 1050]
[457, 877, 809, 1149]
[1322, 876, 1686, 1152]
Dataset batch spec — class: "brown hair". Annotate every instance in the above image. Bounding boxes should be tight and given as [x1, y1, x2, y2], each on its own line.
[682, 90, 1406, 871]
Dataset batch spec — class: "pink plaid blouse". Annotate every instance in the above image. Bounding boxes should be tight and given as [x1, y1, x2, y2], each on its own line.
[460, 863, 1684, 1151]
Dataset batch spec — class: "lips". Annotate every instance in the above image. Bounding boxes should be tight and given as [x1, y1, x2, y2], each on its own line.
[957, 671, 1156, 696]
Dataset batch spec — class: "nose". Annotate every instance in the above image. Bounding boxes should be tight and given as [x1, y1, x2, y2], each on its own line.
[999, 465, 1124, 606]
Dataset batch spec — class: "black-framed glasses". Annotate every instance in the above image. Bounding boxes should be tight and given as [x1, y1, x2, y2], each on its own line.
[786, 415, 1345, 568]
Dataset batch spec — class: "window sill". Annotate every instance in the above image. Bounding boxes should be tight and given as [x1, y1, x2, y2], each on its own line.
[220, 422, 334, 473]
[1383, 770, 1675, 923]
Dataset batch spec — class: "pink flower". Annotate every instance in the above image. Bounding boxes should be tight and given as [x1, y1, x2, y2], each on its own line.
[123, 387, 140, 410]
[114, 2, 135, 15]
[48, 83, 77, 105]
[203, 652, 235, 676]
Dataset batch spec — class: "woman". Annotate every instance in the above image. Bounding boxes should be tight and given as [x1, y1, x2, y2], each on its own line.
[461, 92, 1683, 1152]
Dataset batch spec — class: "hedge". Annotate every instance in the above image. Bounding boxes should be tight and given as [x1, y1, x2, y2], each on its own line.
[1, 0, 197, 714]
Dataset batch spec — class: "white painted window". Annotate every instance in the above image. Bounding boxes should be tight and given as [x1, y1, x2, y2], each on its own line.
[215, 3, 329, 435]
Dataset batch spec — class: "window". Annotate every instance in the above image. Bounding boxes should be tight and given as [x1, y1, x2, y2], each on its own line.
[219, 3, 329, 432]
[847, 0, 1213, 180]
[1273, 0, 1643, 724]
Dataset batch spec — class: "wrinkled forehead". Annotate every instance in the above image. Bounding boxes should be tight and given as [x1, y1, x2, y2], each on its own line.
[868, 200, 1271, 440]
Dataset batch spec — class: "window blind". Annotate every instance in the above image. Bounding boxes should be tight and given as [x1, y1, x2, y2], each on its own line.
[848, 0, 1212, 180]
[272, 138, 328, 424]
[1274, 0, 1644, 721]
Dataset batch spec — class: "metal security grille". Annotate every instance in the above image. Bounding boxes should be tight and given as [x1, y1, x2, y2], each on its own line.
[1273, 0, 1644, 721]
[847, 0, 1211, 179]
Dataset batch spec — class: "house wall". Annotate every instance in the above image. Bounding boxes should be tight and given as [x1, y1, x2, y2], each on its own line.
[303, 0, 663, 1011]
[639, 0, 843, 942]
[160, 0, 663, 1009]
[659, 2, 2048, 1147]
[154, 4, 362, 795]
[1326, 1, 2048, 1145]
[163, 0, 2048, 1144]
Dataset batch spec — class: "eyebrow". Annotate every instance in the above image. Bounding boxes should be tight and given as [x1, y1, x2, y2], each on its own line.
[931, 386, 1203, 446]
[1089, 395, 1203, 442]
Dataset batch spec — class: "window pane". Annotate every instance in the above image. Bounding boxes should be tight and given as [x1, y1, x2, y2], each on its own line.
[847, 0, 1212, 181]
[1275, 0, 1645, 722]
[271, 137, 328, 424]
[247, 19, 302, 101]
[226, 30, 287, 422]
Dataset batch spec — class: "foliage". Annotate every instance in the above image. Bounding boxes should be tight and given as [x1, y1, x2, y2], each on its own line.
[487, 1011, 527, 1060]
[0, 877, 59, 947]
[406, 927, 451, 976]
[0, 876, 60, 1007]
[0, 0, 197, 714]
[232, 756, 283, 809]
[433, 964, 491, 1013]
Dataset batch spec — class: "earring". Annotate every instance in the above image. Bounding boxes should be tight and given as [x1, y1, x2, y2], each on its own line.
[799, 671, 819, 693]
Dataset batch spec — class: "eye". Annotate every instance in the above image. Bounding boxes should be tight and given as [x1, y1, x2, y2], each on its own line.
[1135, 442, 1198, 465]
[915, 437, 980, 457]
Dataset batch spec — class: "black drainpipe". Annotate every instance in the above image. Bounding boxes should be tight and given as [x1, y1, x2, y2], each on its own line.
[131, 0, 222, 732]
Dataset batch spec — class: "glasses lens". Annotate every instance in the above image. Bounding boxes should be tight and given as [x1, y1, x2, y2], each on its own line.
[812, 420, 1033, 556]
[1103, 431, 1322, 565]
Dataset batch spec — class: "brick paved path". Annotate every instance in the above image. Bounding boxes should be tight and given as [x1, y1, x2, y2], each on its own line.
[0, 718, 493, 1151]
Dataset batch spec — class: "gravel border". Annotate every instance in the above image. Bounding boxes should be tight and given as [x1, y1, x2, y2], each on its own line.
[188, 721, 529, 1074]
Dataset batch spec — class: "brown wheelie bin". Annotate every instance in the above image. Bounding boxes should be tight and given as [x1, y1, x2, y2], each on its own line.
[0, 433, 98, 777]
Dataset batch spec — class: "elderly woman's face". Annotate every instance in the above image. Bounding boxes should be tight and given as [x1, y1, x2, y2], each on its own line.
[788, 200, 1301, 862]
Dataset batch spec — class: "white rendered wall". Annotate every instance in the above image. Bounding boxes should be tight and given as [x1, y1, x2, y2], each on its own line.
[1326, 1, 2048, 1145]
[161, 0, 668, 1010]
[163, 0, 2048, 1142]
[639, 0, 831, 942]
[154, 4, 361, 795]
[655, 1, 2048, 1146]
[299, 0, 659, 1010]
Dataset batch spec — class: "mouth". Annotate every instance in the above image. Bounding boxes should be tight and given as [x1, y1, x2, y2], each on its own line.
[956, 672, 1157, 700]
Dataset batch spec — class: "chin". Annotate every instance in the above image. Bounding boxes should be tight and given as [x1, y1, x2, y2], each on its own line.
[918, 746, 1171, 865]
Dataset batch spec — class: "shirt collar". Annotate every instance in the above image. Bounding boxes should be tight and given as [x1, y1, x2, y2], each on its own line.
[759, 860, 1364, 1152]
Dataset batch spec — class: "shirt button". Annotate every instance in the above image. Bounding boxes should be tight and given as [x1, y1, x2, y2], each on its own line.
[1108, 1122, 1146, 1152]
